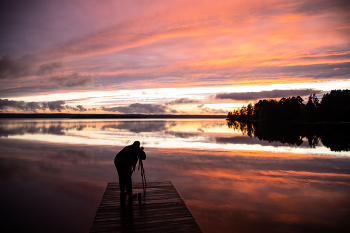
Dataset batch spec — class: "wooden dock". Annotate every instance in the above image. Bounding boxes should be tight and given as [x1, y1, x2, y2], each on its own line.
[89, 181, 202, 232]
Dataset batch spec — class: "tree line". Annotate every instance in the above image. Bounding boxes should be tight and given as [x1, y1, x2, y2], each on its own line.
[227, 89, 350, 122]
[227, 121, 350, 152]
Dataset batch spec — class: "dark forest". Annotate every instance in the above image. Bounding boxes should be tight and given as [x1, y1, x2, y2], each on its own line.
[227, 89, 350, 122]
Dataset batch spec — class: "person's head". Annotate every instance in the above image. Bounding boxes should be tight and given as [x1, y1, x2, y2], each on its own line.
[132, 141, 140, 147]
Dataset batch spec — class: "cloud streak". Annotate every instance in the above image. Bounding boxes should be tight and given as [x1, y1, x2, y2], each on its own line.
[165, 98, 201, 105]
[37, 62, 62, 76]
[50, 73, 101, 88]
[215, 89, 323, 101]
[0, 55, 31, 79]
[102, 103, 167, 114]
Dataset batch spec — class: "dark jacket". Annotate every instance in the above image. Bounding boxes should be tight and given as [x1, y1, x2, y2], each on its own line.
[115, 145, 146, 171]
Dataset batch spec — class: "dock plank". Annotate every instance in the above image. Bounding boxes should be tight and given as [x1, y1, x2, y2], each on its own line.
[90, 181, 202, 233]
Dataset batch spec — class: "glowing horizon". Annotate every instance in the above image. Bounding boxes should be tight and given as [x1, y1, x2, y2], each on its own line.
[2, 118, 349, 156]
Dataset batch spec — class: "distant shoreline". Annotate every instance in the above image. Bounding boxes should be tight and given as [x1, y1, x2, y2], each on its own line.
[0, 113, 226, 119]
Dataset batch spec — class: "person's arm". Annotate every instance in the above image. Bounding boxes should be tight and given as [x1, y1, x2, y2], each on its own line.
[139, 147, 146, 160]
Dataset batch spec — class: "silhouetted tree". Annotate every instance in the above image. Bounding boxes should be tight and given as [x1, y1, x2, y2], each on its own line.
[253, 100, 263, 119]
[240, 105, 247, 116]
[304, 93, 320, 122]
[321, 90, 350, 121]
[247, 103, 253, 118]
[261, 99, 280, 121]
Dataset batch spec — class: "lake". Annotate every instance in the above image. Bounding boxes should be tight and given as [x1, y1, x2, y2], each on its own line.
[1, 118, 349, 232]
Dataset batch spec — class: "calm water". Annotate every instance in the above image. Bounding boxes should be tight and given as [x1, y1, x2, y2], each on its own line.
[1, 119, 349, 233]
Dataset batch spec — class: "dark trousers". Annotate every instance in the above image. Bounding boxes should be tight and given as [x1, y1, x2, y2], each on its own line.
[114, 156, 132, 193]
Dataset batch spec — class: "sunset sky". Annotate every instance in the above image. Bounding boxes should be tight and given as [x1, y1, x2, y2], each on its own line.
[1, 0, 349, 114]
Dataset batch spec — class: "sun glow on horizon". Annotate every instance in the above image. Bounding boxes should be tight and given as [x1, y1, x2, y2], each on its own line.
[4, 79, 350, 114]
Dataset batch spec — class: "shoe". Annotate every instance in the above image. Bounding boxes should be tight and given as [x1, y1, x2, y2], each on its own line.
[129, 193, 137, 198]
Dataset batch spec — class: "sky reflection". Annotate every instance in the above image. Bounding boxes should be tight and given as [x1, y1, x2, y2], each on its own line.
[1, 134, 349, 233]
[1, 119, 349, 156]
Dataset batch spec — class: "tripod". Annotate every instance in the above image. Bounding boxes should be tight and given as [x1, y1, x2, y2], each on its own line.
[138, 158, 146, 194]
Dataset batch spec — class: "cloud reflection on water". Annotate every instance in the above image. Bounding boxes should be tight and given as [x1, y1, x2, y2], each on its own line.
[0, 134, 350, 232]
[144, 148, 350, 233]
[1, 119, 349, 155]
[0, 139, 110, 232]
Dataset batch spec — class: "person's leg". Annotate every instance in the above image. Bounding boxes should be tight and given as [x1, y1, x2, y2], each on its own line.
[125, 168, 132, 194]
[114, 157, 126, 193]
[118, 169, 126, 193]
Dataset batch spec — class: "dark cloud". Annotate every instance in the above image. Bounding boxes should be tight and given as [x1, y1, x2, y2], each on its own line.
[165, 98, 200, 105]
[66, 105, 87, 112]
[0, 98, 90, 113]
[197, 104, 226, 114]
[0, 99, 48, 112]
[41, 102, 48, 109]
[75, 105, 87, 112]
[0, 99, 27, 110]
[292, 0, 350, 16]
[37, 62, 62, 75]
[215, 89, 323, 101]
[46, 100, 66, 112]
[0, 99, 71, 112]
[103, 103, 167, 114]
[0, 54, 31, 79]
[51, 72, 102, 88]
[36, 100, 66, 112]
[26, 102, 41, 111]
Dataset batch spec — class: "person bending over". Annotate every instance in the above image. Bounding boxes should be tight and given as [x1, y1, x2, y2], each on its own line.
[114, 141, 146, 198]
